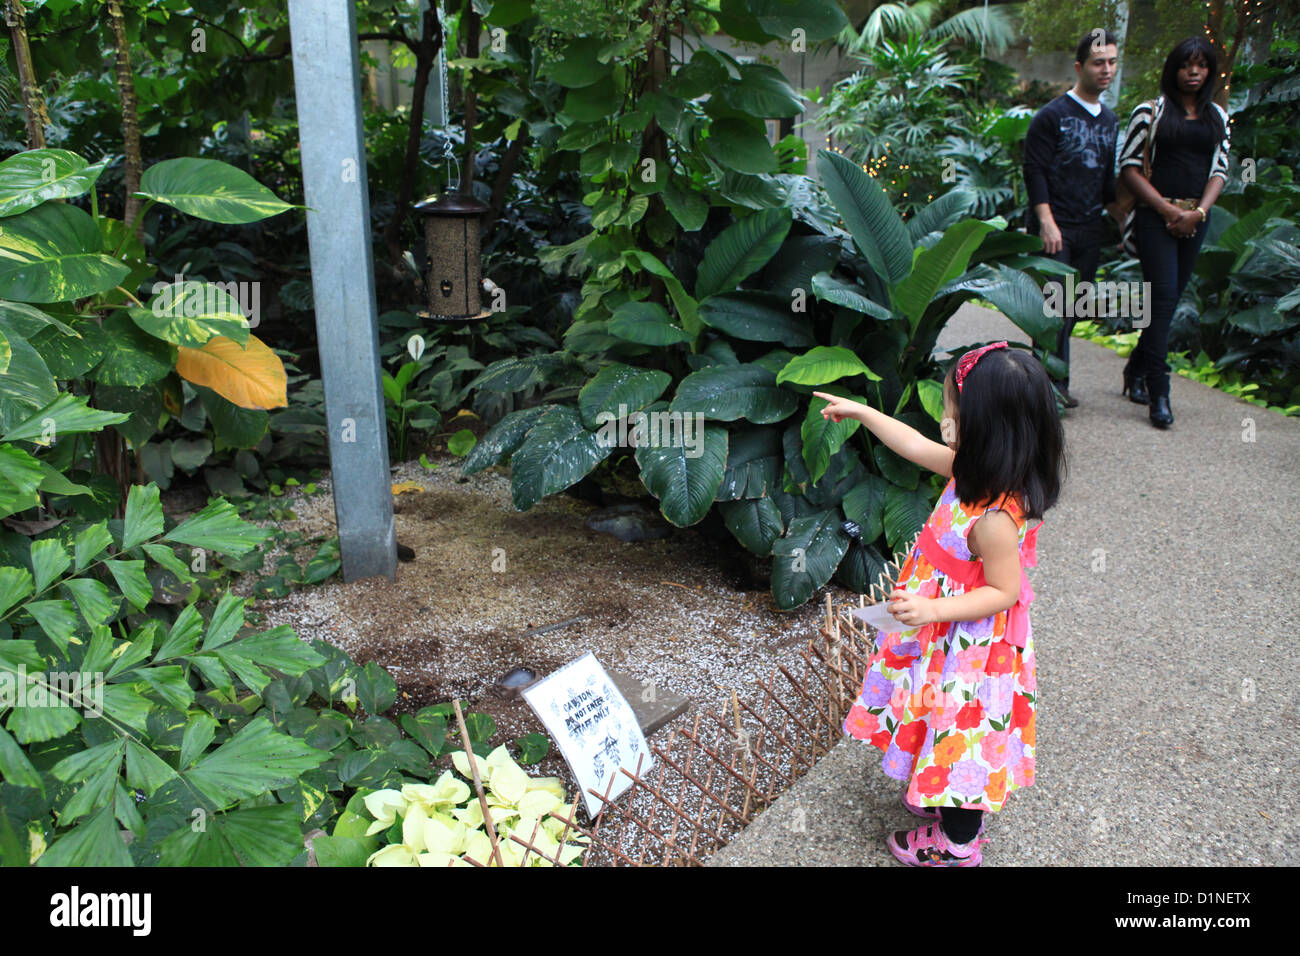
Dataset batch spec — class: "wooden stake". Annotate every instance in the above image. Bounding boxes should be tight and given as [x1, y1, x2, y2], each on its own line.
[452, 699, 504, 867]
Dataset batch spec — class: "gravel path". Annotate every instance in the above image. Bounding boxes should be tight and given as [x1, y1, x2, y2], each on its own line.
[708, 302, 1300, 867]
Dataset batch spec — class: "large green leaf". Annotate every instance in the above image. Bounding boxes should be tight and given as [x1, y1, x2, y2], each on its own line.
[29, 317, 111, 379]
[164, 499, 267, 555]
[835, 540, 891, 596]
[197, 385, 269, 450]
[24, 600, 79, 652]
[0, 444, 44, 519]
[207, 626, 326, 694]
[460, 404, 554, 476]
[0, 724, 43, 790]
[0, 149, 109, 218]
[128, 280, 250, 347]
[121, 483, 164, 551]
[663, 176, 708, 231]
[183, 715, 328, 811]
[61, 577, 117, 627]
[36, 805, 132, 867]
[670, 364, 799, 424]
[6, 695, 80, 744]
[717, 426, 783, 500]
[74, 522, 113, 571]
[704, 118, 779, 175]
[717, 64, 803, 117]
[1, 392, 128, 444]
[695, 208, 792, 299]
[606, 300, 691, 346]
[718, 495, 785, 554]
[622, 250, 700, 334]
[30, 538, 70, 594]
[841, 473, 890, 544]
[802, 390, 862, 484]
[892, 219, 998, 333]
[578, 363, 672, 431]
[963, 264, 1061, 348]
[818, 150, 913, 286]
[88, 311, 176, 387]
[884, 484, 932, 552]
[0, 203, 129, 302]
[635, 419, 729, 527]
[752, 0, 849, 41]
[0, 319, 58, 421]
[698, 291, 816, 347]
[137, 158, 295, 224]
[771, 510, 850, 610]
[95, 383, 165, 448]
[157, 803, 304, 866]
[810, 272, 894, 321]
[541, 37, 612, 88]
[776, 346, 881, 386]
[0, 563, 35, 616]
[509, 405, 612, 511]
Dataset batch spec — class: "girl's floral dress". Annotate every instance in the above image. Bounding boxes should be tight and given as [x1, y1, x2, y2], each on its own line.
[842, 477, 1042, 813]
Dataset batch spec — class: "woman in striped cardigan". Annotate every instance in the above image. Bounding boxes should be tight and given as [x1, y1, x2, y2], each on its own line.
[1117, 36, 1231, 429]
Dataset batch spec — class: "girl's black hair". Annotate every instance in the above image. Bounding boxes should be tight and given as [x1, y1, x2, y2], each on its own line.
[1159, 36, 1225, 144]
[944, 347, 1065, 522]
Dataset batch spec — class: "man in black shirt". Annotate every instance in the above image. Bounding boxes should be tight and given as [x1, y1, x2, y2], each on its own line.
[1023, 31, 1120, 408]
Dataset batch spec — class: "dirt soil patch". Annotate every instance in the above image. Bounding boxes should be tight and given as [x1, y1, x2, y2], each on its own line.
[222, 452, 858, 834]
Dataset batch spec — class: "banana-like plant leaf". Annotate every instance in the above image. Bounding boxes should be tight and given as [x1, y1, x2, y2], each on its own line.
[128, 281, 250, 347]
[717, 495, 785, 554]
[699, 291, 816, 347]
[817, 150, 913, 285]
[578, 362, 672, 430]
[695, 207, 792, 300]
[670, 363, 799, 423]
[771, 510, 850, 610]
[461, 404, 554, 475]
[776, 345, 881, 386]
[810, 271, 893, 321]
[509, 406, 612, 511]
[717, 426, 783, 500]
[892, 219, 998, 333]
[635, 419, 728, 526]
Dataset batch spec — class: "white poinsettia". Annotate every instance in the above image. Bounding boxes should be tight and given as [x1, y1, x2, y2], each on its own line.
[363, 789, 409, 836]
[516, 788, 563, 819]
[486, 758, 531, 805]
[451, 800, 484, 829]
[402, 771, 470, 811]
[401, 801, 430, 853]
[422, 811, 470, 855]
[366, 844, 419, 867]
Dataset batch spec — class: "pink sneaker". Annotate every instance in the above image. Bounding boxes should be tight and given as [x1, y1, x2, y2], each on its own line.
[886, 821, 989, 867]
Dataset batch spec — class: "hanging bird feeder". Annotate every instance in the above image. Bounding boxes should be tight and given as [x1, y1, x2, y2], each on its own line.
[414, 144, 491, 323]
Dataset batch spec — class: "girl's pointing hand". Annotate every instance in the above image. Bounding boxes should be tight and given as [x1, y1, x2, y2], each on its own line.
[812, 392, 866, 424]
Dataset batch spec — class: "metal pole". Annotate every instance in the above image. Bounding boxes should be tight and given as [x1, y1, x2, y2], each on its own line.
[287, 0, 397, 582]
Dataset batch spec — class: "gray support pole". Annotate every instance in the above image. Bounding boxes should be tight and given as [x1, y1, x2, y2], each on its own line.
[287, 0, 397, 582]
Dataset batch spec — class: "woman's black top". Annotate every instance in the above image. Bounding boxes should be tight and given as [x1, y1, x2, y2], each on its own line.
[1150, 114, 1216, 199]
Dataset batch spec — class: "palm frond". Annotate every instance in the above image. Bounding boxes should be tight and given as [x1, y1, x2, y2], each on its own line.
[927, 4, 1023, 56]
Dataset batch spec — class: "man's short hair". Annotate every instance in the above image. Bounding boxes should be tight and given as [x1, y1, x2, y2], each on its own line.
[1076, 30, 1118, 64]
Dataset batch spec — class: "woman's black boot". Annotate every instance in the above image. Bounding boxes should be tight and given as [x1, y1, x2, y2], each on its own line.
[1149, 394, 1173, 429]
[1122, 367, 1148, 405]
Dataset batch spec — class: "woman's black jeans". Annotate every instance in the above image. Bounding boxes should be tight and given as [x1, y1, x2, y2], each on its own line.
[1124, 205, 1209, 399]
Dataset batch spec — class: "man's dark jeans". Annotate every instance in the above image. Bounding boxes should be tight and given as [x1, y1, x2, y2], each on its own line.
[1045, 222, 1102, 393]
[1124, 206, 1209, 399]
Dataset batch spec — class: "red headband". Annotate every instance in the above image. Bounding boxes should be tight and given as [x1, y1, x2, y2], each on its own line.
[954, 341, 1008, 393]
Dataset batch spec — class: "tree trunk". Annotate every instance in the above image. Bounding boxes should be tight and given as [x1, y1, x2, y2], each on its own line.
[382, 6, 443, 266]
[484, 132, 525, 231]
[107, 0, 144, 241]
[1106, 1, 1129, 114]
[460, 0, 480, 195]
[5, 0, 48, 148]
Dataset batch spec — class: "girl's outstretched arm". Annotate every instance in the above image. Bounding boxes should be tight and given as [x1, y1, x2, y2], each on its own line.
[889, 509, 1021, 626]
[813, 392, 954, 478]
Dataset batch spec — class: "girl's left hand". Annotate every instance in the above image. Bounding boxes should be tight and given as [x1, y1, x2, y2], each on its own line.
[888, 588, 936, 627]
[1166, 210, 1199, 238]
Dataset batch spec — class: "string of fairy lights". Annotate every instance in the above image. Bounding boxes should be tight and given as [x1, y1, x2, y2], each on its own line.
[824, 136, 933, 203]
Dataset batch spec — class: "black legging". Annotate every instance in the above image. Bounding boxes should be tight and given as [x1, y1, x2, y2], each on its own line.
[940, 806, 984, 844]
[1123, 205, 1209, 399]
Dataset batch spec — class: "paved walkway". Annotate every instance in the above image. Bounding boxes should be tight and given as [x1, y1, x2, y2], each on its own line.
[708, 303, 1300, 866]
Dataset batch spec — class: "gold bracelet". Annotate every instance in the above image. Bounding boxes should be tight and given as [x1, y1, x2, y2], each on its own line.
[1196, 206, 1207, 221]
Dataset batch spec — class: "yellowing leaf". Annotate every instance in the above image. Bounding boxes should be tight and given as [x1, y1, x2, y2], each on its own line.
[391, 482, 425, 495]
[175, 334, 287, 409]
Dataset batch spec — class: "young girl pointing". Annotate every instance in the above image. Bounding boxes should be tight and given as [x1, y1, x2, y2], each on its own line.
[814, 342, 1066, 866]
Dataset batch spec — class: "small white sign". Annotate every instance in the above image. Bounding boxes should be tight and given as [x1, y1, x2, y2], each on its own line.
[852, 602, 905, 635]
[522, 653, 652, 818]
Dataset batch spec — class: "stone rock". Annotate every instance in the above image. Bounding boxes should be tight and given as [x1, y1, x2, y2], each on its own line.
[585, 503, 672, 542]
